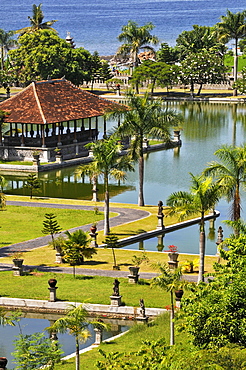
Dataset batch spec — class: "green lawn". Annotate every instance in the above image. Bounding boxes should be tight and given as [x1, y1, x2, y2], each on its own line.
[0, 205, 106, 246]
[0, 271, 170, 308]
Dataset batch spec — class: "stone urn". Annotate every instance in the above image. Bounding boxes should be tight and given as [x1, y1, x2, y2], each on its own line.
[0, 357, 8, 369]
[129, 266, 140, 276]
[175, 289, 184, 300]
[90, 225, 97, 234]
[48, 278, 57, 288]
[12, 258, 24, 268]
[168, 252, 179, 263]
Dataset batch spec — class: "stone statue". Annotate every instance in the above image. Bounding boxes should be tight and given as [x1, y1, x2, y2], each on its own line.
[139, 298, 146, 317]
[113, 279, 120, 296]
[158, 200, 163, 215]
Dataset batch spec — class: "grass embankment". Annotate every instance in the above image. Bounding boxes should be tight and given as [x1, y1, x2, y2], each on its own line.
[0, 270, 170, 308]
[55, 313, 183, 370]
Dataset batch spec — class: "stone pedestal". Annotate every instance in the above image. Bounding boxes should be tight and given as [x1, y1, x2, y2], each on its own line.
[12, 259, 24, 276]
[48, 287, 58, 302]
[55, 252, 63, 264]
[173, 130, 181, 142]
[94, 328, 103, 344]
[110, 295, 122, 306]
[55, 155, 63, 163]
[157, 215, 165, 230]
[90, 232, 98, 248]
[128, 274, 139, 284]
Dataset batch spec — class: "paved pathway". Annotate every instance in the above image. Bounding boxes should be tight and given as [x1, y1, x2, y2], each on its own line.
[0, 200, 149, 257]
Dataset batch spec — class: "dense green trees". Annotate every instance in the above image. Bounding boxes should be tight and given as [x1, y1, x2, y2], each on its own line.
[8, 30, 98, 85]
[0, 29, 17, 70]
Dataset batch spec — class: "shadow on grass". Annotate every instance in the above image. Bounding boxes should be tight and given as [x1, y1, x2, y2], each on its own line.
[82, 261, 107, 266]
[74, 275, 94, 280]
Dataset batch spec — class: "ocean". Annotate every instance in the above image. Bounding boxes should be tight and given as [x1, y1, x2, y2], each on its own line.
[0, 0, 246, 56]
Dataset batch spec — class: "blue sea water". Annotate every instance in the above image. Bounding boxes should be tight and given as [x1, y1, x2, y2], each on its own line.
[0, 0, 245, 55]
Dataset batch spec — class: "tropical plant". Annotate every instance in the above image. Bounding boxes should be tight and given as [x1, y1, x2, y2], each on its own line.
[24, 174, 41, 199]
[16, 3, 57, 35]
[47, 304, 107, 370]
[216, 10, 246, 95]
[131, 251, 149, 267]
[0, 29, 17, 70]
[84, 137, 134, 234]
[76, 162, 100, 202]
[117, 20, 159, 68]
[111, 90, 182, 206]
[12, 332, 63, 370]
[42, 213, 62, 244]
[166, 173, 222, 283]
[102, 234, 119, 269]
[203, 144, 246, 222]
[62, 229, 96, 277]
[151, 263, 188, 345]
[0, 109, 10, 145]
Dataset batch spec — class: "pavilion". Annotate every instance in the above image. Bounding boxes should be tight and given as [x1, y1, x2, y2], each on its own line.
[0, 78, 123, 162]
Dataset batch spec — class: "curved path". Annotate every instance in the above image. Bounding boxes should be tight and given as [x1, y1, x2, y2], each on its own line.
[0, 200, 150, 257]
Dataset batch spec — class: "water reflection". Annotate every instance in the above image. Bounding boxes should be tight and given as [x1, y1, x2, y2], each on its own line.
[0, 312, 131, 369]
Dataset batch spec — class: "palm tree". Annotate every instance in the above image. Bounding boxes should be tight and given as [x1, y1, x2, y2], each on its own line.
[111, 90, 182, 206]
[203, 144, 246, 222]
[47, 304, 107, 370]
[0, 29, 17, 70]
[117, 20, 159, 68]
[63, 230, 96, 277]
[216, 10, 246, 95]
[16, 3, 57, 35]
[84, 137, 134, 235]
[151, 263, 187, 346]
[76, 162, 100, 202]
[166, 173, 221, 283]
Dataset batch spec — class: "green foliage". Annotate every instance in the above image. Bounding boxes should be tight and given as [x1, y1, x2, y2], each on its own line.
[0, 192, 6, 210]
[117, 20, 159, 67]
[103, 234, 119, 268]
[233, 66, 246, 93]
[8, 30, 101, 85]
[42, 213, 62, 243]
[24, 174, 41, 199]
[62, 230, 96, 273]
[156, 42, 179, 64]
[12, 332, 63, 370]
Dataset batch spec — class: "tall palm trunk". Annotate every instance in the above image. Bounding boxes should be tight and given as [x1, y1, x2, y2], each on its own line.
[233, 181, 240, 221]
[138, 153, 145, 206]
[198, 213, 205, 283]
[170, 290, 175, 346]
[75, 336, 80, 370]
[233, 38, 238, 96]
[104, 173, 110, 235]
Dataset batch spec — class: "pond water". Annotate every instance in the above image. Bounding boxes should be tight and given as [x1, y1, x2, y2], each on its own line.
[0, 313, 130, 369]
[2, 101, 246, 253]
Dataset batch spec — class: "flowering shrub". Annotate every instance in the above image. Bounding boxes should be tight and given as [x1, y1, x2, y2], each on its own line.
[167, 245, 178, 253]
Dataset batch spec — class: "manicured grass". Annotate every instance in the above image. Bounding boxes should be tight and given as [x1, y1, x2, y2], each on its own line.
[0, 160, 33, 165]
[0, 270, 170, 308]
[0, 205, 106, 246]
[55, 313, 186, 370]
[0, 246, 217, 274]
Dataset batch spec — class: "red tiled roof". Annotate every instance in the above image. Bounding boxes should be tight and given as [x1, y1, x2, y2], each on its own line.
[0, 79, 124, 124]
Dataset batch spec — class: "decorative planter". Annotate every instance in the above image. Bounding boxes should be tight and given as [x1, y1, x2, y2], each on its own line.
[168, 252, 179, 262]
[48, 278, 57, 288]
[90, 226, 97, 234]
[175, 289, 184, 300]
[129, 266, 140, 276]
[12, 258, 24, 268]
[0, 357, 8, 368]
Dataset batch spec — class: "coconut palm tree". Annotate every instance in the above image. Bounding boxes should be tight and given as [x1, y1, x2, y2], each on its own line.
[216, 10, 246, 95]
[166, 173, 222, 283]
[117, 20, 159, 68]
[16, 3, 57, 35]
[203, 144, 246, 222]
[47, 304, 108, 370]
[84, 137, 134, 235]
[0, 29, 17, 70]
[151, 263, 189, 345]
[111, 90, 182, 206]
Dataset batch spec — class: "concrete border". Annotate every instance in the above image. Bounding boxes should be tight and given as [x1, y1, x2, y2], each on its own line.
[0, 297, 166, 319]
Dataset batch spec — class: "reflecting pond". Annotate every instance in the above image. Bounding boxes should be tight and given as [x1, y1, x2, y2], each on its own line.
[2, 101, 246, 253]
[0, 313, 130, 369]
